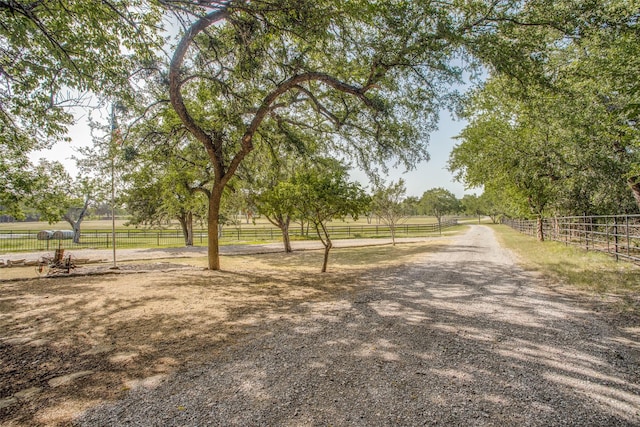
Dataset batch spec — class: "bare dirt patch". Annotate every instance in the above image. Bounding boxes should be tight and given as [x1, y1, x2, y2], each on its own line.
[0, 243, 438, 426]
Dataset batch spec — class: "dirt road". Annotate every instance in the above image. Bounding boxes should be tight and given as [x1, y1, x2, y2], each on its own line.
[76, 225, 640, 426]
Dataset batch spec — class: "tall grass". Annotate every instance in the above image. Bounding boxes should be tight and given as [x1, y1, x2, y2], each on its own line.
[493, 225, 640, 310]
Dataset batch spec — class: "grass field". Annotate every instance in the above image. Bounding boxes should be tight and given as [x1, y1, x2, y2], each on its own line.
[0, 216, 445, 231]
[0, 217, 461, 253]
[492, 224, 640, 313]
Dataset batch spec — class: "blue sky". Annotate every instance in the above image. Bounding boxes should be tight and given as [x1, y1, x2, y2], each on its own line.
[350, 111, 476, 199]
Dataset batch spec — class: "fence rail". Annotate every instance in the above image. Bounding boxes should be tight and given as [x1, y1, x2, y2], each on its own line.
[503, 215, 640, 264]
[0, 219, 458, 253]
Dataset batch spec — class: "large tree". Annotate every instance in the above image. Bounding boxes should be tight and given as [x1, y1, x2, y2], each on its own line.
[120, 133, 212, 246]
[449, 66, 638, 240]
[419, 188, 459, 233]
[161, 0, 564, 270]
[0, 1, 162, 217]
[28, 160, 101, 243]
[3, 1, 606, 268]
[255, 180, 298, 253]
[449, 0, 640, 230]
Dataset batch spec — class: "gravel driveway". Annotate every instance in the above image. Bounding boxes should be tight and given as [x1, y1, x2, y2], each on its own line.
[77, 225, 640, 426]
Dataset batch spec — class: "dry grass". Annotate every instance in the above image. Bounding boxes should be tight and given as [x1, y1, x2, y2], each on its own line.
[0, 240, 447, 426]
[182, 243, 447, 273]
[493, 224, 640, 313]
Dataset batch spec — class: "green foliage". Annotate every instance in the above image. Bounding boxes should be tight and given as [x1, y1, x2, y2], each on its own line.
[0, 2, 161, 218]
[0, 1, 161, 146]
[293, 160, 370, 227]
[450, 1, 640, 217]
[7, 0, 633, 267]
[256, 181, 298, 223]
[419, 188, 460, 222]
[26, 160, 72, 223]
[289, 159, 369, 271]
[401, 196, 421, 216]
[119, 133, 210, 244]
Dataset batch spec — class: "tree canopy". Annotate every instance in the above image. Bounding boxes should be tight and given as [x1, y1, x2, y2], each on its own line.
[4, 0, 636, 267]
[449, 0, 640, 235]
[291, 159, 369, 272]
[419, 187, 460, 231]
[156, 0, 592, 269]
[1, 0, 162, 217]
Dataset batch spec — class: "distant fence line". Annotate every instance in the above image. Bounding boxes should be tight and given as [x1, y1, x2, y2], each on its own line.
[503, 215, 640, 264]
[0, 219, 458, 253]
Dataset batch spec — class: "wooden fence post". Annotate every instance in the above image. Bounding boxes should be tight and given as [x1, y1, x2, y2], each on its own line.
[606, 216, 610, 255]
[626, 215, 630, 258]
[614, 216, 619, 261]
[585, 215, 589, 251]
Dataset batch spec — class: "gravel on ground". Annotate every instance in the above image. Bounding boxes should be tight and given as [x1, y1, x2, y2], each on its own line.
[75, 225, 640, 426]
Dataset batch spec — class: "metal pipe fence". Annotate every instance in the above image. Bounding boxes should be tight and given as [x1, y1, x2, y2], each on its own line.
[503, 215, 640, 264]
[0, 219, 458, 253]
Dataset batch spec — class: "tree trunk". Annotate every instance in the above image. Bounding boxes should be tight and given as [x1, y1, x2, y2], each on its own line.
[178, 213, 194, 246]
[186, 211, 193, 246]
[321, 242, 332, 273]
[536, 215, 545, 242]
[65, 197, 90, 244]
[390, 224, 396, 246]
[315, 222, 333, 273]
[281, 219, 292, 253]
[65, 215, 85, 244]
[72, 222, 82, 244]
[207, 188, 223, 270]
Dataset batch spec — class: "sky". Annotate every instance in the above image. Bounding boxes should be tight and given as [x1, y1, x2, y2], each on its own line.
[349, 111, 474, 199]
[30, 107, 477, 199]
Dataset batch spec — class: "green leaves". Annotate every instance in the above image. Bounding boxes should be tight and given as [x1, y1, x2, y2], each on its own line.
[419, 188, 460, 220]
[449, 37, 640, 218]
[1, 1, 162, 144]
[0, 1, 163, 218]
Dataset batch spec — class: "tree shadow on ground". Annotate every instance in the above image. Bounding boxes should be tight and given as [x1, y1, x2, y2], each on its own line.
[73, 256, 640, 426]
[1, 244, 639, 426]
[0, 263, 378, 426]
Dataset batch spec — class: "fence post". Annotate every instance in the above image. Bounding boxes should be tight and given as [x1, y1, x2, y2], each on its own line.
[157, 232, 160, 246]
[585, 215, 589, 251]
[606, 216, 610, 255]
[614, 216, 619, 261]
[626, 215, 630, 258]
[579, 217, 582, 248]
